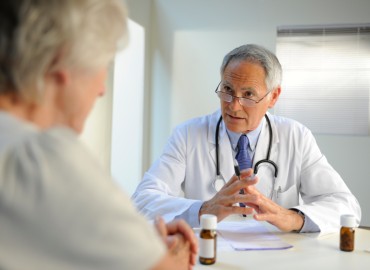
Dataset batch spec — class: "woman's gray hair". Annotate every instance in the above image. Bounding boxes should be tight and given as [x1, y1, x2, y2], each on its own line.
[0, 0, 127, 102]
[220, 44, 282, 92]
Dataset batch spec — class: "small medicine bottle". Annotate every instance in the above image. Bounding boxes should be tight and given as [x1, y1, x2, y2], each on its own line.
[199, 214, 217, 265]
[340, 214, 356, 252]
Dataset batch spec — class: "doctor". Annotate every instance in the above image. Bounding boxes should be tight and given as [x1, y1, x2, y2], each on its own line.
[132, 44, 361, 234]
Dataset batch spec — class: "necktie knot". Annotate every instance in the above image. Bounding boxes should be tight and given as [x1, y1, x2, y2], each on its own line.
[237, 135, 249, 151]
[236, 135, 252, 170]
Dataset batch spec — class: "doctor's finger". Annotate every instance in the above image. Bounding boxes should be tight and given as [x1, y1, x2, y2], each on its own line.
[244, 202, 260, 213]
[219, 184, 251, 198]
[242, 185, 261, 197]
[224, 177, 258, 195]
[212, 205, 253, 220]
[239, 168, 255, 178]
[223, 193, 258, 206]
[253, 212, 275, 223]
[228, 205, 255, 216]
[223, 168, 254, 189]
[222, 174, 240, 189]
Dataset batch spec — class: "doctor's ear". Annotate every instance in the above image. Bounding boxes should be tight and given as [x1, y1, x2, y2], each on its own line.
[268, 87, 281, 108]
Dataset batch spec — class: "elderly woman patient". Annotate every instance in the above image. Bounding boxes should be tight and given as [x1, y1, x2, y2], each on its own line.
[0, 0, 197, 269]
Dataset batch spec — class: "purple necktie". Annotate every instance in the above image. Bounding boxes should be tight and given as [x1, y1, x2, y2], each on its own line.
[236, 135, 252, 170]
[236, 135, 252, 211]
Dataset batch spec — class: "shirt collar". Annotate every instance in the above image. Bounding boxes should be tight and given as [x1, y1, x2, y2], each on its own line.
[226, 116, 265, 152]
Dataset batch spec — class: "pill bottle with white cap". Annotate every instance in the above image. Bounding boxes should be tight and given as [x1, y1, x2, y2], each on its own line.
[340, 214, 356, 252]
[199, 214, 217, 265]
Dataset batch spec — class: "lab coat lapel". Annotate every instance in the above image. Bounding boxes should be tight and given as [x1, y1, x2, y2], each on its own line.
[268, 113, 279, 169]
[254, 113, 279, 197]
[253, 117, 269, 167]
[208, 113, 234, 184]
[208, 111, 220, 168]
[218, 125, 234, 181]
[253, 114, 280, 166]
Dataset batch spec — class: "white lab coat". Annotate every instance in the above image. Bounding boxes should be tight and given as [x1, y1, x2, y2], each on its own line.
[133, 110, 361, 234]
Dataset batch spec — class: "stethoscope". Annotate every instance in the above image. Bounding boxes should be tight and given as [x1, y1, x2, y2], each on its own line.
[213, 114, 279, 192]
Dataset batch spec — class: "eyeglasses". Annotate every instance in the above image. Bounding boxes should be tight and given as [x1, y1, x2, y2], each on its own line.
[215, 82, 271, 108]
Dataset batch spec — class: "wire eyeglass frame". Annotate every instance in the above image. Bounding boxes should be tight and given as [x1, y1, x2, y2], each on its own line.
[215, 82, 271, 107]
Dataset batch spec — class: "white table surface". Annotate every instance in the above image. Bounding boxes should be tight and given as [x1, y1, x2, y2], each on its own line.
[194, 216, 370, 270]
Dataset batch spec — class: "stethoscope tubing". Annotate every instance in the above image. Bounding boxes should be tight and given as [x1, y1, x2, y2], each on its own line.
[215, 114, 278, 179]
[215, 116, 223, 176]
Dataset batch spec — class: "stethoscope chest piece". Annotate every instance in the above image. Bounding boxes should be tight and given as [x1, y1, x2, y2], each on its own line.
[213, 176, 225, 192]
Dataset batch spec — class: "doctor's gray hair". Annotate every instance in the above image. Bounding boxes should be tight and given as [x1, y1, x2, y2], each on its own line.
[220, 44, 282, 92]
[0, 0, 127, 102]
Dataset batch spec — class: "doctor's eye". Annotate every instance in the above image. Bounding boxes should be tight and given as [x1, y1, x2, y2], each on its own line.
[222, 85, 233, 93]
[243, 91, 254, 98]
[243, 91, 255, 98]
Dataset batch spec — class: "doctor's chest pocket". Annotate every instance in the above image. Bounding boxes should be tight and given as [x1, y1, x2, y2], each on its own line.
[275, 184, 299, 208]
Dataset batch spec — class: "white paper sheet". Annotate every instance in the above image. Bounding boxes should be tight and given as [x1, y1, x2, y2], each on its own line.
[217, 219, 293, 250]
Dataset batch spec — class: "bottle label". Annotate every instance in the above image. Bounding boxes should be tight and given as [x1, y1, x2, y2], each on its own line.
[199, 238, 214, 258]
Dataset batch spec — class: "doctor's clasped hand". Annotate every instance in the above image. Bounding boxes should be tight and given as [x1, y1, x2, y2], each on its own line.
[241, 176, 305, 232]
[200, 167, 304, 232]
[199, 169, 258, 222]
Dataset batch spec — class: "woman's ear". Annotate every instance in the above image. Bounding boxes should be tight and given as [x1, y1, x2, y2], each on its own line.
[45, 68, 70, 90]
[268, 87, 281, 108]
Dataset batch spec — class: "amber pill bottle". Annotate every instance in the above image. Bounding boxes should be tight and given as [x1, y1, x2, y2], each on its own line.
[340, 214, 356, 252]
[199, 214, 217, 265]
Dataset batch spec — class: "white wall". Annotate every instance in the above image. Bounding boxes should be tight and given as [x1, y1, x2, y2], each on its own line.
[125, 0, 154, 172]
[125, 0, 370, 225]
[111, 20, 145, 195]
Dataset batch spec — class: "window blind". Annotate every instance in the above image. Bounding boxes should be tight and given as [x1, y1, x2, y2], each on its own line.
[275, 24, 370, 135]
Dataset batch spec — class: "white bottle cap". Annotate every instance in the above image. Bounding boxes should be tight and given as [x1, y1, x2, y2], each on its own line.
[200, 214, 217, 230]
[340, 214, 356, 228]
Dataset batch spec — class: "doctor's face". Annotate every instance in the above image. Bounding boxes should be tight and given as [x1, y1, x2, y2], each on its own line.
[219, 60, 280, 133]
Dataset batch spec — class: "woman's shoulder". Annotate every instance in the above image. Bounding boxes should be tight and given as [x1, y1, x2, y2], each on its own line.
[0, 126, 109, 199]
[0, 126, 166, 269]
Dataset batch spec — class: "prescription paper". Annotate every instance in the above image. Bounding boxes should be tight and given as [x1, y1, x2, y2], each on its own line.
[217, 220, 293, 250]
